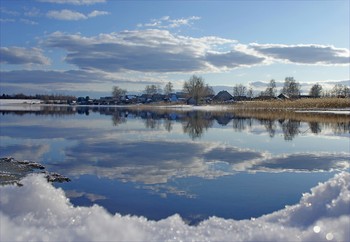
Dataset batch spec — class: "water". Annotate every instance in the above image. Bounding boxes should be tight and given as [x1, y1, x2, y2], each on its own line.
[1, 106, 349, 225]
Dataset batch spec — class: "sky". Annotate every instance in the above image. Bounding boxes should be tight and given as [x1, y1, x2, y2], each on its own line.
[0, 0, 349, 97]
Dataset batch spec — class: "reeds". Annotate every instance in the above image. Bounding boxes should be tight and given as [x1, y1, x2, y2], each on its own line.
[232, 98, 350, 110]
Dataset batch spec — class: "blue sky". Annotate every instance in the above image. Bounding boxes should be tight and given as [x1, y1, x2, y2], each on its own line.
[0, 0, 349, 97]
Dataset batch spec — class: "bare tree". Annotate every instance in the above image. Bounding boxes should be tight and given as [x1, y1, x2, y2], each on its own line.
[183, 75, 208, 105]
[233, 84, 247, 97]
[144, 85, 159, 95]
[332, 84, 350, 97]
[164, 82, 174, 95]
[204, 84, 215, 96]
[264, 79, 277, 97]
[247, 87, 254, 98]
[112, 86, 127, 100]
[309, 83, 323, 98]
[281, 77, 301, 97]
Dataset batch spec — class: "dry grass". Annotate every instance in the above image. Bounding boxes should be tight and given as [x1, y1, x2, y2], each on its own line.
[232, 98, 350, 110]
[230, 109, 350, 124]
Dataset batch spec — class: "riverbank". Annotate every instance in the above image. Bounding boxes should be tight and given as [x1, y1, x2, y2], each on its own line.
[1, 98, 349, 114]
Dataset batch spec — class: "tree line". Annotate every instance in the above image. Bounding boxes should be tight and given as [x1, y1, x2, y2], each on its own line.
[2, 75, 348, 102]
[112, 75, 350, 104]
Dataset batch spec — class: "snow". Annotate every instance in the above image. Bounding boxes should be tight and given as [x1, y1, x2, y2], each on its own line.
[0, 99, 42, 111]
[0, 99, 42, 105]
[296, 110, 350, 115]
[155, 104, 232, 111]
[1, 172, 349, 242]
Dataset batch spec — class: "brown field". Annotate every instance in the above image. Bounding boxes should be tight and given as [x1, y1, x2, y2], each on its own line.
[232, 97, 350, 110]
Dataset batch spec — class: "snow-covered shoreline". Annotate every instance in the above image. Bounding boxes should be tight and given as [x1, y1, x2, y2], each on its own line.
[1, 99, 349, 115]
[0, 172, 349, 242]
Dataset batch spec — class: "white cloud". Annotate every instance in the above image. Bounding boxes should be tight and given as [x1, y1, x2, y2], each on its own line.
[0, 7, 20, 16]
[38, 0, 106, 5]
[46, 9, 87, 20]
[43, 30, 259, 73]
[46, 9, 109, 20]
[0, 47, 51, 65]
[138, 16, 201, 29]
[23, 7, 41, 17]
[0, 172, 349, 241]
[87, 10, 109, 18]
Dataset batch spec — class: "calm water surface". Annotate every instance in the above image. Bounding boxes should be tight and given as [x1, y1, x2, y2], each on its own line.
[1, 106, 349, 224]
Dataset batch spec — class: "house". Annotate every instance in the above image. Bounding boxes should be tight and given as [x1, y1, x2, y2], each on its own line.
[277, 93, 289, 100]
[213, 91, 233, 102]
[138, 94, 151, 103]
[233, 96, 250, 101]
[186, 97, 197, 105]
[166, 93, 179, 102]
[151, 94, 166, 102]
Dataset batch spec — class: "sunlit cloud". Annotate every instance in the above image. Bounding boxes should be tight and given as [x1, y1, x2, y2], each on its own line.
[46, 9, 109, 20]
[137, 16, 201, 29]
[0, 47, 51, 65]
[43, 30, 260, 73]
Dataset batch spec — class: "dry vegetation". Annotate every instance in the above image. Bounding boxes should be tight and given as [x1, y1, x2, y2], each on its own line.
[232, 98, 350, 110]
[230, 109, 350, 124]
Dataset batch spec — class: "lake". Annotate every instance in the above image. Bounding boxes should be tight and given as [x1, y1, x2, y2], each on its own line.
[1, 106, 349, 226]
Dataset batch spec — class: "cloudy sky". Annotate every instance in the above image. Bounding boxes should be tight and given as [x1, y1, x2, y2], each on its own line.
[0, 0, 349, 97]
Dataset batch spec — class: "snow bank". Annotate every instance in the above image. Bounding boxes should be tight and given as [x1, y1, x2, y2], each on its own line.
[156, 104, 231, 111]
[0, 99, 42, 105]
[1, 172, 349, 242]
[0, 99, 42, 111]
[296, 109, 350, 115]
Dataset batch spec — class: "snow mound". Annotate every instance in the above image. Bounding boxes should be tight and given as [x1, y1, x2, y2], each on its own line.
[1, 172, 349, 242]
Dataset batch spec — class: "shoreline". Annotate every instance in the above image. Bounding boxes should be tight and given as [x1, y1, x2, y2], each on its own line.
[1, 99, 349, 115]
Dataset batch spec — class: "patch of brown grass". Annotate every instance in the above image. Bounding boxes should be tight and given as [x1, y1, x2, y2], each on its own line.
[232, 98, 350, 110]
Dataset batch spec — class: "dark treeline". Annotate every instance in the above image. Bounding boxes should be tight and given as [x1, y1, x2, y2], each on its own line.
[1, 93, 76, 101]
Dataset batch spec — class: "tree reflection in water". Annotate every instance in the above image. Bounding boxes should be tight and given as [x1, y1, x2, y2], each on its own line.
[1, 106, 349, 141]
[182, 112, 214, 140]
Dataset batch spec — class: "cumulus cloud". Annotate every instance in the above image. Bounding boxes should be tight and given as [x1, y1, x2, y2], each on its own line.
[251, 44, 350, 65]
[56, 140, 232, 184]
[46, 9, 109, 20]
[38, 0, 106, 5]
[0, 47, 51, 65]
[0, 172, 349, 241]
[44, 30, 262, 73]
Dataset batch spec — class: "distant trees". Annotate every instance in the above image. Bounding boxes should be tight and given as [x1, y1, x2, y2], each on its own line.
[247, 87, 254, 98]
[309, 83, 323, 98]
[331, 84, 350, 97]
[163, 82, 174, 95]
[281, 77, 301, 97]
[233, 84, 247, 97]
[144, 84, 161, 95]
[112, 86, 127, 100]
[183, 75, 212, 105]
[264, 79, 277, 97]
